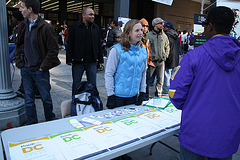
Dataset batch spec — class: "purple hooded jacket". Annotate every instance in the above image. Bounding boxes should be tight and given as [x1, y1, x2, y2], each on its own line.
[169, 35, 240, 158]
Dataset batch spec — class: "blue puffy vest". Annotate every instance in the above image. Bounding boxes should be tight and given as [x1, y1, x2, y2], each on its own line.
[114, 43, 147, 97]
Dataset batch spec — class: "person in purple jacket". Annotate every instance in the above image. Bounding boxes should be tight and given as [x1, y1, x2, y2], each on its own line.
[168, 6, 240, 160]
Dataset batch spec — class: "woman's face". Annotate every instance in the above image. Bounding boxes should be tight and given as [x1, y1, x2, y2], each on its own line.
[129, 23, 143, 44]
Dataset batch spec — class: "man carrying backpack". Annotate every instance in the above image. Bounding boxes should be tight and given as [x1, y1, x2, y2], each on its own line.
[106, 20, 122, 55]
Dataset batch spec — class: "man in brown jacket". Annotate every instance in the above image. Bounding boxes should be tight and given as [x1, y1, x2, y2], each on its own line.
[14, 0, 60, 125]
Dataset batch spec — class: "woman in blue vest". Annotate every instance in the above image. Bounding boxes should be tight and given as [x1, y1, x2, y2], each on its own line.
[105, 19, 147, 109]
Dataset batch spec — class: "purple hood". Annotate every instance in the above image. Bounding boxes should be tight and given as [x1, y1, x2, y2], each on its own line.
[203, 36, 240, 71]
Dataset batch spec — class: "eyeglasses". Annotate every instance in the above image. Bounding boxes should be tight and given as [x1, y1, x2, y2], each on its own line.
[142, 25, 149, 28]
[202, 21, 209, 27]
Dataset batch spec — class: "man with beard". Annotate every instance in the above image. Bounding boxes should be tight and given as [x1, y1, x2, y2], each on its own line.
[66, 7, 103, 95]
[147, 17, 170, 97]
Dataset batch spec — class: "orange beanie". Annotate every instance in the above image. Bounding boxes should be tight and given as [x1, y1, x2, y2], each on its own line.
[140, 18, 149, 25]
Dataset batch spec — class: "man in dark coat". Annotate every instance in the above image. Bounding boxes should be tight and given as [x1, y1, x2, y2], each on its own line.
[66, 7, 103, 95]
[162, 22, 180, 95]
[106, 20, 122, 48]
[15, 0, 60, 125]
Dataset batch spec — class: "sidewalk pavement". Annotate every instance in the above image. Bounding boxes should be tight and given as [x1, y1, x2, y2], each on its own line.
[10, 50, 240, 160]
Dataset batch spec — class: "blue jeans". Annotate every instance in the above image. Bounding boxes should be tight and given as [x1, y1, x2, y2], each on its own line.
[163, 67, 176, 94]
[180, 145, 232, 160]
[115, 95, 137, 108]
[72, 63, 97, 95]
[64, 40, 67, 50]
[21, 67, 55, 125]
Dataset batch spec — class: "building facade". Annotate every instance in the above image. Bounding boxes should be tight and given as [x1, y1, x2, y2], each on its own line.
[6, 0, 214, 35]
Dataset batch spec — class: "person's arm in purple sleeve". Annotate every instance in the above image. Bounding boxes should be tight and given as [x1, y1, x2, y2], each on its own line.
[168, 53, 195, 110]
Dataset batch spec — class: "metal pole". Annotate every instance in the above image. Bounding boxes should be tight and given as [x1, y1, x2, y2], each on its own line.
[201, 0, 205, 14]
[0, 0, 15, 100]
[0, 0, 26, 130]
[114, 0, 130, 21]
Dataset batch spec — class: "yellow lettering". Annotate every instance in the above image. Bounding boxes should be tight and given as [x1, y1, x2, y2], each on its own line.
[147, 114, 160, 119]
[33, 144, 43, 150]
[104, 127, 112, 131]
[96, 129, 105, 133]
[171, 66, 181, 80]
[22, 147, 33, 153]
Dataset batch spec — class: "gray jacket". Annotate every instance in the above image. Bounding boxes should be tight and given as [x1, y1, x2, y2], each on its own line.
[147, 30, 170, 62]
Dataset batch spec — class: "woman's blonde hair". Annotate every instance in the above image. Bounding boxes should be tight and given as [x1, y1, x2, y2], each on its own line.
[120, 19, 141, 51]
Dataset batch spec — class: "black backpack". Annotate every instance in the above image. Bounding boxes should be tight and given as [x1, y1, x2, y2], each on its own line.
[71, 81, 103, 116]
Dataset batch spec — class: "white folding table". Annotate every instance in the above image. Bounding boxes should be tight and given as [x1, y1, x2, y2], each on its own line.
[1, 105, 180, 160]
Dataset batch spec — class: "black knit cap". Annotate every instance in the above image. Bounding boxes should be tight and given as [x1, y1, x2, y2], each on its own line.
[164, 22, 174, 29]
[12, 10, 24, 21]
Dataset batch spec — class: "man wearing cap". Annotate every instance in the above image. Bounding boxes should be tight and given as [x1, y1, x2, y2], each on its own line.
[118, 20, 124, 32]
[147, 17, 170, 97]
[162, 22, 180, 95]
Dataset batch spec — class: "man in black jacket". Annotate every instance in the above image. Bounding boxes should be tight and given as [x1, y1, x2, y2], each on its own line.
[66, 7, 103, 95]
[162, 22, 180, 95]
[106, 20, 122, 49]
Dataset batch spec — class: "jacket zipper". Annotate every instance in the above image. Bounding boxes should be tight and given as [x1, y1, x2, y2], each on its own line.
[130, 49, 137, 96]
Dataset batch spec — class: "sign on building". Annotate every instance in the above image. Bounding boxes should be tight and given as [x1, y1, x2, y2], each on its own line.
[152, 0, 173, 6]
[193, 14, 207, 48]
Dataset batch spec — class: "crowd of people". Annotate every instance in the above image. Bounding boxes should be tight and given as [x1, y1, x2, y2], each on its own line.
[55, 21, 69, 50]
[9, 0, 240, 159]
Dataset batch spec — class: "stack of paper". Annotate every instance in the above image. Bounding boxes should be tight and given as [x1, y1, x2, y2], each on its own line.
[143, 97, 171, 109]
